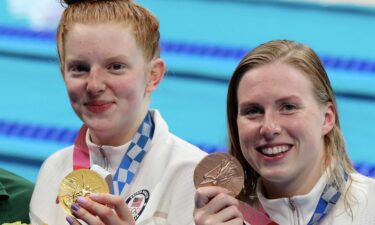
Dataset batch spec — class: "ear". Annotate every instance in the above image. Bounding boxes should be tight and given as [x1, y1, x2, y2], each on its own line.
[322, 102, 336, 136]
[146, 58, 165, 93]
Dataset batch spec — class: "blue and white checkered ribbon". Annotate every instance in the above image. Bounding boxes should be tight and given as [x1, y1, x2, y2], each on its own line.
[112, 112, 154, 196]
[307, 172, 348, 225]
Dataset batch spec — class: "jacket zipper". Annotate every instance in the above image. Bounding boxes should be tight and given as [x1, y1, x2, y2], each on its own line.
[98, 145, 109, 170]
[288, 198, 300, 225]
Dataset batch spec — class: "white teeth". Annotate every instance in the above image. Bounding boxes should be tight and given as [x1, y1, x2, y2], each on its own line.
[261, 145, 289, 155]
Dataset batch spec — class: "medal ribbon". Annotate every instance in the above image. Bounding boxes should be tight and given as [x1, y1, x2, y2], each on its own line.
[73, 112, 154, 196]
[307, 172, 348, 225]
[73, 125, 90, 170]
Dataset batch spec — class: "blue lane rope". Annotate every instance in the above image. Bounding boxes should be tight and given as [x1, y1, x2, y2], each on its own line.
[0, 25, 55, 42]
[1, 25, 375, 74]
[0, 120, 77, 144]
[0, 119, 374, 177]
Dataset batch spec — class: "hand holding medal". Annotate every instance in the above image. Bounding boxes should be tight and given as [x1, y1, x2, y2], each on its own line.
[193, 153, 245, 225]
[58, 169, 110, 216]
[58, 169, 135, 225]
[193, 153, 278, 225]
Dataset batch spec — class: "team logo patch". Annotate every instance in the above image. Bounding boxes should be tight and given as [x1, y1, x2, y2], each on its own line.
[126, 189, 150, 220]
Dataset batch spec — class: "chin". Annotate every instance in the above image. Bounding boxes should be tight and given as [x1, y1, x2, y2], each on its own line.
[83, 118, 110, 130]
[258, 167, 292, 183]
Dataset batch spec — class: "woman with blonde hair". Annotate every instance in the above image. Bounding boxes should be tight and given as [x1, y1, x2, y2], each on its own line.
[30, 0, 206, 224]
[194, 40, 375, 225]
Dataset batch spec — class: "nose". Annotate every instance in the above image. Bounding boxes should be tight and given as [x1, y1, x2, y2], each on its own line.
[259, 112, 281, 140]
[86, 68, 105, 96]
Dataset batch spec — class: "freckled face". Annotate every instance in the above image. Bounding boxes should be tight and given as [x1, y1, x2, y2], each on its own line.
[236, 63, 333, 195]
[62, 23, 152, 146]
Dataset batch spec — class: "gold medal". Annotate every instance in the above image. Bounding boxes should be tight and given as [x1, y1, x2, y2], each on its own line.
[194, 153, 244, 197]
[58, 169, 110, 215]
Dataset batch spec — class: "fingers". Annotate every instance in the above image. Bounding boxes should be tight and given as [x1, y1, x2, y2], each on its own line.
[66, 216, 81, 225]
[218, 205, 244, 222]
[195, 205, 244, 225]
[70, 201, 108, 225]
[226, 218, 245, 225]
[195, 204, 243, 223]
[204, 193, 241, 215]
[71, 194, 135, 225]
[194, 186, 243, 225]
[195, 186, 233, 208]
[90, 193, 134, 222]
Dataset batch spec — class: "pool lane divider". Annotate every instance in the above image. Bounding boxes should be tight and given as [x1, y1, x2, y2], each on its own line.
[0, 119, 374, 178]
[1, 25, 375, 74]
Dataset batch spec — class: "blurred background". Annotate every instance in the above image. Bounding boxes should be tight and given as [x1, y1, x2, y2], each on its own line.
[1, 0, 375, 181]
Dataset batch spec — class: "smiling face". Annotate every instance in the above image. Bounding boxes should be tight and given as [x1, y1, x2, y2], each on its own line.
[236, 62, 335, 198]
[62, 23, 164, 146]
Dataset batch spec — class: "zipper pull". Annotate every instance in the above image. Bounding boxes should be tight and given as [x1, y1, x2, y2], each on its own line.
[288, 198, 300, 225]
[98, 145, 109, 170]
[288, 198, 296, 211]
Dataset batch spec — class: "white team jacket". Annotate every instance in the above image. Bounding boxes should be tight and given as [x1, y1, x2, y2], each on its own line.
[29, 110, 207, 225]
[257, 172, 375, 225]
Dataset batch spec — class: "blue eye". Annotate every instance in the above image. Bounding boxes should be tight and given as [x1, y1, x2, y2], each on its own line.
[240, 106, 264, 117]
[67, 63, 90, 75]
[108, 63, 126, 74]
[281, 103, 297, 112]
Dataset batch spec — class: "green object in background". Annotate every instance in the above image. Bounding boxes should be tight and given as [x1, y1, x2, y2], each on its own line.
[0, 168, 34, 224]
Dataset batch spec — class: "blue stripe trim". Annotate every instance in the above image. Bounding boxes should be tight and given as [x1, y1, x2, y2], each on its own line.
[0, 120, 77, 144]
[0, 120, 224, 152]
[0, 25, 55, 42]
[0, 153, 43, 167]
[1, 25, 375, 74]
[217, 0, 375, 16]
[0, 120, 375, 175]
[335, 92, 375, 103]
[0, 49, 58, 62]
[161, 41, 249, 60]
[354, 163, 375, 177]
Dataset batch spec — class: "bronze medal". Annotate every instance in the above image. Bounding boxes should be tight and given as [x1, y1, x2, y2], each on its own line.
[58, 169, 110, 215]
[194, 153, 244, 197]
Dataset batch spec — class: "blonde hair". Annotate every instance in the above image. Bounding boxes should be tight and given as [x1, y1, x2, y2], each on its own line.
[57, 0, 160, 67]
[227, 40, 354, 206]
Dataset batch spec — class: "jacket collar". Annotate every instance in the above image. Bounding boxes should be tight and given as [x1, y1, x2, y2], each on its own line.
[257, 171, 329, 225]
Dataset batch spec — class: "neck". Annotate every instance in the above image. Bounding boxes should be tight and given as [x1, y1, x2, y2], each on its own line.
[90, 110, 149, 146]
[261, 164, 326, 199]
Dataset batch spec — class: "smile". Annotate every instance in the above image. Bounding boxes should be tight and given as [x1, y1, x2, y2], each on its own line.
[257, 144, 291, 157]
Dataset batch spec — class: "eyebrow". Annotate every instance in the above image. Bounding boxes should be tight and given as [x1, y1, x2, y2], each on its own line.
[275, 95, 301, 104]
[105, 55, 129, 61]
[238, 102, 260, 109]
[238, 95, 302, 108]
[65, 54, 130, 62]
[65, 59, 88, 66]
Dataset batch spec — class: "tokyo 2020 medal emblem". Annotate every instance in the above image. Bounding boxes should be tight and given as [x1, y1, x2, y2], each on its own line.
[194, 153, 244, 197]
[58, 169, 109, 216]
